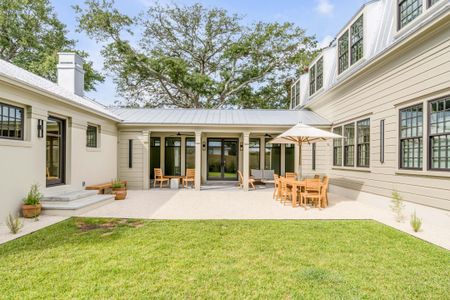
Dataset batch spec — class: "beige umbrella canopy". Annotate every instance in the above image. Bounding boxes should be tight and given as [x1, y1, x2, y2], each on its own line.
[269, 123, 342, 179]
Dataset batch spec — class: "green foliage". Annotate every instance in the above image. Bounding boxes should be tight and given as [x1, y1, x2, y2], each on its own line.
[111, 179, 124, 189]
[0, 0, 104, 91]
[0, 219, 449, 298]
[74, 1, 317, 108]
[5, 214, 23, 234]
[23, 184, 42, 205]
[390, 190, 405, 222]
[410, 211, 422, 232]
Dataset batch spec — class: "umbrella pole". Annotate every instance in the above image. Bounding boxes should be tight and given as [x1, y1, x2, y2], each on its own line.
[298, 142, 302, 180]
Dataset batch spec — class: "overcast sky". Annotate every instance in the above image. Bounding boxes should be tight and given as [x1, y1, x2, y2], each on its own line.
[50, 0, 367, 106]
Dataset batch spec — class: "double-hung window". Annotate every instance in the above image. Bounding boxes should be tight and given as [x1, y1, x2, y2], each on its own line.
[309, 65, 316, 96]
[0, 102, 24, 140]
[356, 119, 370, 167]
[429, 96, 450, 170]
[428, 0, 440, 7]
[344, 123, 355, 167]
[399, 104, 423, 169]
[86, 125, 98, 148]
[333, 127, 342, 166]
[309, 57, 323, 96]
[338, 31, 349, 74]
[350, 16, 364, 65]
[398, 0, 423, 30]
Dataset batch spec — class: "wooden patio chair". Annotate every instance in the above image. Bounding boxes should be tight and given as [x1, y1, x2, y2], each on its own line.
[321, 176, 330, 208]
[154, 168, 169, 188]
[273, 174, 280, 201]
[238, 170, 256, 189]
[314, 175, 320, 179]
[301, 178, 322, 209]
[182, 168, 195, 188]
[279, 177, 292, 205]
[285, 172, 297, 180]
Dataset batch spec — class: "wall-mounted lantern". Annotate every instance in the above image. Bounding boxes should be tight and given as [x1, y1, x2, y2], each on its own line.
[37, 119, 44, 138]
[240, 142, 243, 151]
[202, 142, 206, 150]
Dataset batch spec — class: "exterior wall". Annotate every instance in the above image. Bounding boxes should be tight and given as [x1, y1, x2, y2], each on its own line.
[307, 18, 450, 210]
[0, 80, 118, 221]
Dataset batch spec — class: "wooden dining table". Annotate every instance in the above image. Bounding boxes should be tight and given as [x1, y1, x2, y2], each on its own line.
[281, 179, 326, 208]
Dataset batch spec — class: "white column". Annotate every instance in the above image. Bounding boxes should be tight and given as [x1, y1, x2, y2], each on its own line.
[160, 136, 165, 174]
[243, 132, 250, 191]
[294, 143, 300, 179]
[260, 136, 265, 170]
[281, 144, 286, 176]
[142, 130, 150, 189]
[181, 136, 186, 176]
[195, 131, 202, 191]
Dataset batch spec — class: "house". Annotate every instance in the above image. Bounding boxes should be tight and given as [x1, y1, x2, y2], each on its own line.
[0, 0, 449, 219]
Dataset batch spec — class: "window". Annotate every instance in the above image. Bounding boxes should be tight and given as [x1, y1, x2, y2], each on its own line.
[249, 138, 260, 171]
[380, 120, 385, 163]
[350, 15, 364, 65]
[285, 144, 295, 173]
[398, 0, 422, 30]
[309, 64, 316, 96]
[165, 138, 182, 176]
[312, 143, 316, 170]
[185, 137, 195, 169]
[316, 58, 323, 91]
[338, 30, 349, 74]
[128, 139, 133, 168]
[291, 79, 301, 108]
[344, 123, 355, 167]
[86, 125, 98, 148]
[356, 119, 370, 167]
[265, 138, 281, 175]
[0, 102, 24, 140]
[400, 104, 423, 169]
[429, 96, 450, 170]
[150, 137, 161, 179]
[333, 127, 343, 166]
[428, 0, 440, 7]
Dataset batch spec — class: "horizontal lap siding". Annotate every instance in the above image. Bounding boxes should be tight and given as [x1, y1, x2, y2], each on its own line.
[118, 132, 145, 189]
[309, 24, 450, 210]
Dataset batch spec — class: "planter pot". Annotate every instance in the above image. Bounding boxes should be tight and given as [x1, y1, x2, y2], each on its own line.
[113, 187, 127, 200]
[22, 204, 42, 218]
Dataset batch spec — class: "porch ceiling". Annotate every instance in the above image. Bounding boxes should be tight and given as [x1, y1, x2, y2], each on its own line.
[109, 108, 331, 127]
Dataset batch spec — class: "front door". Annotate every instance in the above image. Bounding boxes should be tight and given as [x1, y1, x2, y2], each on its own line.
[46, 116, 66, 186]
[207, 138, 238, 180]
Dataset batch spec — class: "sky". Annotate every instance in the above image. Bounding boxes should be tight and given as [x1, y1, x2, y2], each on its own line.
[50, 0, 367, 106]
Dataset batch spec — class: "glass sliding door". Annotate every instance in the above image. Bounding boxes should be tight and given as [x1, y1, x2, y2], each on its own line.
[150, 137, 161, 179]
[165, 137, 181, 176]
[249, 138, 260, 172]
[185, 137, 195, 170]
[207, 138, 238, 180]
[285, 144, 295, 173]
[265, 138, 281, 175]
[46, 116, 65, 186]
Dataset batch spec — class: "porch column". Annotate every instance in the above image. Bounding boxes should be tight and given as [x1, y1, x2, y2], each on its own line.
[195, 131, 202, 191]
[294, 143, 300, 178]
[142, 130, 150, 189]
[243, 131, 250, 191]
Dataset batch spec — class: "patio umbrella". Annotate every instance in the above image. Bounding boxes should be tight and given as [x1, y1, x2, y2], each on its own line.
[269, 123, 342, 180]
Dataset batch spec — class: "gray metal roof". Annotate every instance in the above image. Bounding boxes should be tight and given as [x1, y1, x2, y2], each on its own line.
[109, 108, 331, 126]
[0, 59, 120, 121]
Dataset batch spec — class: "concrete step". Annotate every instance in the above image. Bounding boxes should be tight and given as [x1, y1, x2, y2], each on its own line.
[42, 190, 98, 202]
[42, 194, 115, 216]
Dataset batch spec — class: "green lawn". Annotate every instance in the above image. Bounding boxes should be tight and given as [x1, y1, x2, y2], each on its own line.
[0, 219, 449, 299]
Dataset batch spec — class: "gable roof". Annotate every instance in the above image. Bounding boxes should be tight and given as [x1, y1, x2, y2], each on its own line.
[0, 59, 121, 121]
[109, 108, 331, 127]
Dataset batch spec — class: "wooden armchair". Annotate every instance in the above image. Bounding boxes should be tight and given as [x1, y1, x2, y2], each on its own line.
[279, 177, 292, 205]
[154, 168, 169, 188]
[321, 176, 329, 208]
[273, 174, 280, 201]
[301, 178, 322, 209]
[285, 172, 297, 180]
[238, 171, 256, 189]
[182, 168, 195, 188]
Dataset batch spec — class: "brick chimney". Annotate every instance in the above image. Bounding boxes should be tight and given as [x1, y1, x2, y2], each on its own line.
[57, 52, 85, 97]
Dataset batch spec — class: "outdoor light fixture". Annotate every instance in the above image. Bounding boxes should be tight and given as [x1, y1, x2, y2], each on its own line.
[240, 142, 243, 151]
[37, 119, 44, 138]
[202, 142, 206, 150]
[264, 133, 272, 138]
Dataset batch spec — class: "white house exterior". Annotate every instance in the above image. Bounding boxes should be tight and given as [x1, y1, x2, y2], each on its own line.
[0, 0, 449, 220]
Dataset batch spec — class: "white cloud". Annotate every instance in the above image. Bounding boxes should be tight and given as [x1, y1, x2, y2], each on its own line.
[315, 0, 334, 16]
[318, 35, 334, 49]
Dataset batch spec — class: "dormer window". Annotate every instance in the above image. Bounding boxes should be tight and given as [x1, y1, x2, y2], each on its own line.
[350, 16, 364, 65]
[398, 0, 422, 30]
[309, 57, 323, 96]
[290, 79, 301, 108]
[338, 31, 349, 74]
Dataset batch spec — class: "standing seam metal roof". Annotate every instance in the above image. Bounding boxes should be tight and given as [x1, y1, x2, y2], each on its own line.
[109, 108, 331, 126]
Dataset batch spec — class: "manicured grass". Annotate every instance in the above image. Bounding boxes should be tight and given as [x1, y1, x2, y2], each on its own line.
[0, 219, 449, 299]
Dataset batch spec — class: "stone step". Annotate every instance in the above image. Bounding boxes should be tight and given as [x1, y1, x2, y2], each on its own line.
[42, 190, 98, 202]
[42, 194, 115, 216]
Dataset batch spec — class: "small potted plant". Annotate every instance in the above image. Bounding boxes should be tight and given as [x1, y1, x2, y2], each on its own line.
[112, 179, 127, 200]
[22, 184, 42, 218]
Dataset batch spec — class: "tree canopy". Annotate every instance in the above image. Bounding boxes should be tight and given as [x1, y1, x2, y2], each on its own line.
[0, 0, 103, 91]
[75, 1, 317, 108]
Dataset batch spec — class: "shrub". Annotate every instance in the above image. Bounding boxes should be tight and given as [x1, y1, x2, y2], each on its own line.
[111, 179, 125, 189]
[390, 190, 405, 222]
[6, 214, 23, 234]
[23, 184, 42, 205]
[410, 211, 422, 232]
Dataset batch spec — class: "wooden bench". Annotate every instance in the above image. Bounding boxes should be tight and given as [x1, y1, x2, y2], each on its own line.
[86, 181, 128, 194]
